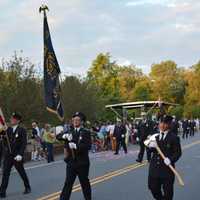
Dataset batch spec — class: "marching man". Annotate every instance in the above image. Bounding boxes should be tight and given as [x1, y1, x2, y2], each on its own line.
[0, 112, 31, 198]
[146, 115, 182, 200]
[57, 112, 92, 200]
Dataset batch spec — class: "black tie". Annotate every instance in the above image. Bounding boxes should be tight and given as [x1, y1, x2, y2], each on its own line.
[160, 132, 165, 141]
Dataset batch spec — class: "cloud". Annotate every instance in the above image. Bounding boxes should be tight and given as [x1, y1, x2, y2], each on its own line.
[0, 0, 200, 76]
[125, 0, 171, 7]
[174, 23, 198, 32]
[116, 58, 132, 66]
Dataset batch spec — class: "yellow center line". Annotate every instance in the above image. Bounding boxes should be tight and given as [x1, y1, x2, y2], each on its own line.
[48, 163, 147, 200]
[37, 162, 146, 200]
[37, 139, 200, 200]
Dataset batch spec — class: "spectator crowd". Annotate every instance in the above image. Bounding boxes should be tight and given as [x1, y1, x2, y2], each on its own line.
[26, 117, 200, 164]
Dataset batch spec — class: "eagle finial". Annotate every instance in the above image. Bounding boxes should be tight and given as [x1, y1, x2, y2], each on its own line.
[39, 4, 49, 14]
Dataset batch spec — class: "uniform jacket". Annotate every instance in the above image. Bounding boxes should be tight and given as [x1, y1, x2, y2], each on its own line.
[149, 131, 182, 178]
[57, 127, 91, 166]
[138, 120, 151, 141]
[189, 121, 196, 130]
[171, 120, 179, 135]
[3, 126, 27, 157]
[182, 120, 189, 131]
[113, 124, 126, 140]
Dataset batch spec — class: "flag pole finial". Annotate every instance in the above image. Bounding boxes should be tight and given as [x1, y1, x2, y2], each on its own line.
[39, 4, 49, 15]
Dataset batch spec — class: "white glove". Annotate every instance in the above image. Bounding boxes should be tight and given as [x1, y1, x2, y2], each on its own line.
[62, 134, 72, 141]
[148, 141, 157, 148]
[14, 155, 23, 162]
[62, 134, 68, 140]
[68, 142, 77, 150]
[134, 129, 138, 133]
[164, 157, 171, 166]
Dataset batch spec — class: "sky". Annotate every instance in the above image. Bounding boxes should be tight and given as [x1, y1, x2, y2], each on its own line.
[0, 0, 200, 76]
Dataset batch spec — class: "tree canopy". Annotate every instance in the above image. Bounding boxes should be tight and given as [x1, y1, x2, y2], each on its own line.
[0, 52, 200, 126]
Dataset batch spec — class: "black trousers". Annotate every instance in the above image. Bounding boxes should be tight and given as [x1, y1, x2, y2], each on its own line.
[115, 138, 127, 154]
[148, 176, 175, 200]
[0, 156, 30, 193]
[189, 128, 195, 136]
[182, 129, 189, 139]
[137, 140, 151, 162]
[60, 164, 91, 200]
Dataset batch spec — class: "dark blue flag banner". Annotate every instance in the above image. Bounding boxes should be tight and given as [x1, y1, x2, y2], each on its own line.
[41, 6, 64, 121]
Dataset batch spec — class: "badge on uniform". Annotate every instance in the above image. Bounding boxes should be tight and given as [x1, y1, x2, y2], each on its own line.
[15, 133, 19, 138]
[167, 143, 171, 148]
[121, 134, 125, 138]
[79, 136, 82, 140]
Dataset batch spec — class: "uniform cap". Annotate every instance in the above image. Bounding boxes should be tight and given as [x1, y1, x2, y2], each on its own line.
[73, 112, 86, 122]
[160, 115, 173, 124]
[12, 112, 22, 121]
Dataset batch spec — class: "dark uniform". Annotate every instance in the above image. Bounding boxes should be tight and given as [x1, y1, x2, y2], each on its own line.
[171, 119, 179, 136]
[113, 123, 127, 155]
[189, 120, 196, 137]
[136, 119, 152, 162]
[148, 116, 182, 200]
[182, 119, 189, 139]
[0, 113, 31, 198]
[57, 113, 92, 200]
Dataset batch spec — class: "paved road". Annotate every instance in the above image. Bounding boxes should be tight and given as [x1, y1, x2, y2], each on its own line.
[2, 133, 200, 200]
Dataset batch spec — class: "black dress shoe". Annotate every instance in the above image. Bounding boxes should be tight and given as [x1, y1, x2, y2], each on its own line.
[114, 153, 119, 155]
[0, 192, 6, 198]
[23, 187, 31, 195]
[136, 159, 142, 163]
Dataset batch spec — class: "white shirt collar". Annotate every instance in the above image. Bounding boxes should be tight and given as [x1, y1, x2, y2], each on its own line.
[12, 125, 18, 133]
[75, 127, 81, 132]
[159, 130, 168, 140]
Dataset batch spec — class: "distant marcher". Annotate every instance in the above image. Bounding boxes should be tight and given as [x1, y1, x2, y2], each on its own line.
[182, 119, 189, 139]
[113, 120, 127, 155]
[136, 119, 151, 163]
[171, 117, 179, 136]
[189, 120, 196, 137]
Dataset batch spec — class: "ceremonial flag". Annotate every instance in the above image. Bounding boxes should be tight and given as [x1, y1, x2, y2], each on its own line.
[0, 108, 11, 153]
[42, 7, 64, 121]
[0, 108, 6, 130]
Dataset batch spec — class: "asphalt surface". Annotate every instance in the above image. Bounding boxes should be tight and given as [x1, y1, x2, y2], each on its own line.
[2, 133, 200, 200]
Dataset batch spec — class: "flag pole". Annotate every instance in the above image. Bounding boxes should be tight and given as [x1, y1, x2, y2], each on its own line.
[39, 4, 64, 121]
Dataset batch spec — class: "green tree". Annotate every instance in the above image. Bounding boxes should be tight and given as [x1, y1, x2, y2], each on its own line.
[150, 61, 186, 104]
[61, 76, 102, 121]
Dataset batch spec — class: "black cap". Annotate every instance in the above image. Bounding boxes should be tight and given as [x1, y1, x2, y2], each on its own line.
[160, 115, 173, 124]
[11, 112, 22, 121]
[72, 112, 86, 122]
